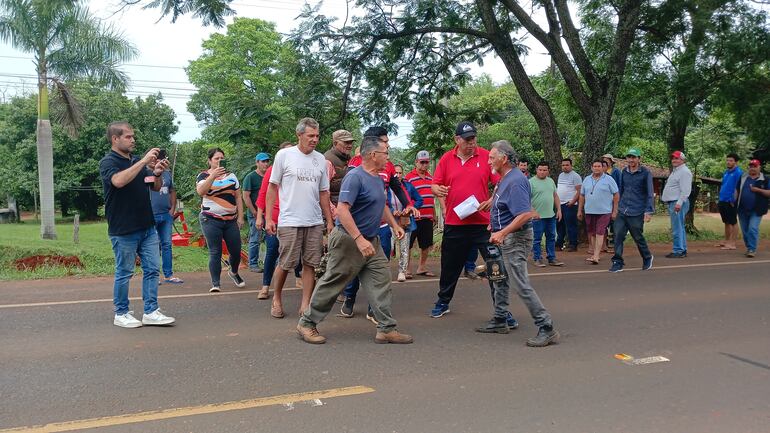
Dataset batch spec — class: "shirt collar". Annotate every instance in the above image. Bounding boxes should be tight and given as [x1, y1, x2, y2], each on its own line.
[452, 146, 479, 160]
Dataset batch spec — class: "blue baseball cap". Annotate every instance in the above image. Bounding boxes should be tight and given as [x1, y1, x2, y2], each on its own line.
[255, 152, 270, 161]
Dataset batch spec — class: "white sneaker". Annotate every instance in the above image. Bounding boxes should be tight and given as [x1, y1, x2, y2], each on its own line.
[142, 309, 176, 326]
[114, 311, 142, 328]
[209, 286, 221, 293]
[397, 272, 406, 282]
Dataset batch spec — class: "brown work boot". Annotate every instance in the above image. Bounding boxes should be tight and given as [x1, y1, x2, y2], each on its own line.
[296, 324, 326, 344]
[374, 329, 414, 344]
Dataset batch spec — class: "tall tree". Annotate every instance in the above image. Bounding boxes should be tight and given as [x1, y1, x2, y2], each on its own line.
[0, 83, 178, 218]
[288, 0, 655, 172]
[119, 0, 235, 27]
[0, 0, 137, 238]
[186, 17, 356, 174]
[637, 0, 770, 155]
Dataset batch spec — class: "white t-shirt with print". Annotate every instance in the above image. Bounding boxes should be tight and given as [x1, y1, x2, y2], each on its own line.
[269, 146, 330, 227]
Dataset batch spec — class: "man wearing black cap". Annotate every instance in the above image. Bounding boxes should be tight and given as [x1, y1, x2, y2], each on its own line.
[429, 121, 517, 328]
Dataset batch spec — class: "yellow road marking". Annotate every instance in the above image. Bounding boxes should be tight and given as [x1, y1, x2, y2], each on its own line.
[2, 259, 768, 309]
[0, 386, 375, 433]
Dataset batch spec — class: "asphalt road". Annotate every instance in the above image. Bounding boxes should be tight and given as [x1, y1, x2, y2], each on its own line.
[1, 242, 769, 433]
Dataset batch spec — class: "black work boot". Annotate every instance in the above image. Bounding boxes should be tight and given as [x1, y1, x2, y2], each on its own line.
[475, 318, 509, 334]
[526, 325, 559, 347]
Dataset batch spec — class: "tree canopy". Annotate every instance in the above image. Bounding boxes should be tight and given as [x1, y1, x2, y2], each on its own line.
[185, 17, 357, 173]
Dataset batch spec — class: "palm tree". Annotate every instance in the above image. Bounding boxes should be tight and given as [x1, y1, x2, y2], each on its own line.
[0, 0, 137, 239]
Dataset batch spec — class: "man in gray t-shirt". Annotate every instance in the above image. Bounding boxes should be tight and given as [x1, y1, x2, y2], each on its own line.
[297, 135, 413, 345]
[149, 169, 182, 284]
[556, 158, 582, 251]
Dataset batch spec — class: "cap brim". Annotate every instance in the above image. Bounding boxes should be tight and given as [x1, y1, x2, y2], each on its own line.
[458, 132, 477, 139]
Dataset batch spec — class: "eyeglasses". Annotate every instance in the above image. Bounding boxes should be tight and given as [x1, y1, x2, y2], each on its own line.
[418, 161, 429, 164]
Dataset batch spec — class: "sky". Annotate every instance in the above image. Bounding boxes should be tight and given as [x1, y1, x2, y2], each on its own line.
[0, 0, 552, 146]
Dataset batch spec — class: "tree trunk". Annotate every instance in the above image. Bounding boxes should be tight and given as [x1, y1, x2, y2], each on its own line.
[493, 44, 563, 173]
[37, 66, 57, 239]
[36, 119, 57, 239]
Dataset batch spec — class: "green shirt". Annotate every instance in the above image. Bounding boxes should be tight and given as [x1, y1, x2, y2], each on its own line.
[242, 171, 264, 215]
[529, 176, 557, 219]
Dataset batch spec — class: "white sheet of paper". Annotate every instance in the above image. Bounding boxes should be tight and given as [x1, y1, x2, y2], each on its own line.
[454, 195, 480, 220]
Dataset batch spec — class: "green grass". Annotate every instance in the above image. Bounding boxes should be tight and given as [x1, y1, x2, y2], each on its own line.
[3, 213, 768, 280]
[0, 221, 211, 281]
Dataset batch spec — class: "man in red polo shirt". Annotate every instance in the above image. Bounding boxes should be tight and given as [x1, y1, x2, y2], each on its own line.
[430, 121, 512, 322]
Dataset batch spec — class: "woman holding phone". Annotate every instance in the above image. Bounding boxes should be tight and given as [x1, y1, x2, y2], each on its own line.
[196, 147, 246, 292]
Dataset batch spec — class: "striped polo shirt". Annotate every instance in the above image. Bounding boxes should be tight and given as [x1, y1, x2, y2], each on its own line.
[405, 169, 435, 220]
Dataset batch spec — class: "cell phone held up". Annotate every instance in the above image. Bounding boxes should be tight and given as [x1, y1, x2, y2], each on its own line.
[218, 159, 227, 171]
[157, 149, 167, 161]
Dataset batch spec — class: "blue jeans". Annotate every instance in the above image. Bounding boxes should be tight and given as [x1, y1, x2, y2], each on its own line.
[154, 212, 174, 278]
[109, 227, 160, 315]
[532, 217, 557, 261]
[343, 226, 392, 302]
[611, 214, 652, 266]
[668, 200, 689, 254]
[246, 214, 263, 268]
[738, 210, 762, 252]
[557, 203, 578, 248]
[263, 232, 302, 286]
[465, 248, 478, 272]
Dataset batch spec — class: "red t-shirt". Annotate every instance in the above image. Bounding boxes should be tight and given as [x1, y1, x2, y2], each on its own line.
[348, 156, 396, 184]
[432, 146, 498, 225]
[256, 165, 280, 225]
[405, 169, 434, 220]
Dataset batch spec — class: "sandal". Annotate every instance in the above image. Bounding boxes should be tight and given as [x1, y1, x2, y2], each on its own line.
[270, 305, 285, 319]
[165, 277, 184, 284]
[405, 272, 414, 280]
[589, 258, 600, 265]
[257, 287, 270, 300]
[416, 270, 436, 277]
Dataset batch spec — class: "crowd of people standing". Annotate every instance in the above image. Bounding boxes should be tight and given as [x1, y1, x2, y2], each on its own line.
[99, 119, 769, 348]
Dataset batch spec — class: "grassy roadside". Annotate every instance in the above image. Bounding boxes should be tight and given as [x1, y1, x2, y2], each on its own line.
[2, 214, 768, 280]
[0, 221, 211, 281]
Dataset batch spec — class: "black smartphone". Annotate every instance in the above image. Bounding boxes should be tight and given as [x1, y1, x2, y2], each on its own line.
[157, 149, 167, 160]
[219, 159, 227, 170]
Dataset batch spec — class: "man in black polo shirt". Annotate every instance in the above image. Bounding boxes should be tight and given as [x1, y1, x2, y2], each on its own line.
[99, 121, 176, 328]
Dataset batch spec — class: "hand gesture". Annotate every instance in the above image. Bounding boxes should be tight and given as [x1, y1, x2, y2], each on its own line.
[153, 158, 169, 176]
[211, 166, 227, 179]
[256, 215, 264, 230]
[434, 185, 450, 198]
[142, 148, 160, 166]
[355, 237, 375, 257]
[393, 225, 405, 240]
[477, 199, 492, 212]
[489, 231, 505, 245]
[266, 220, 277, 235]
